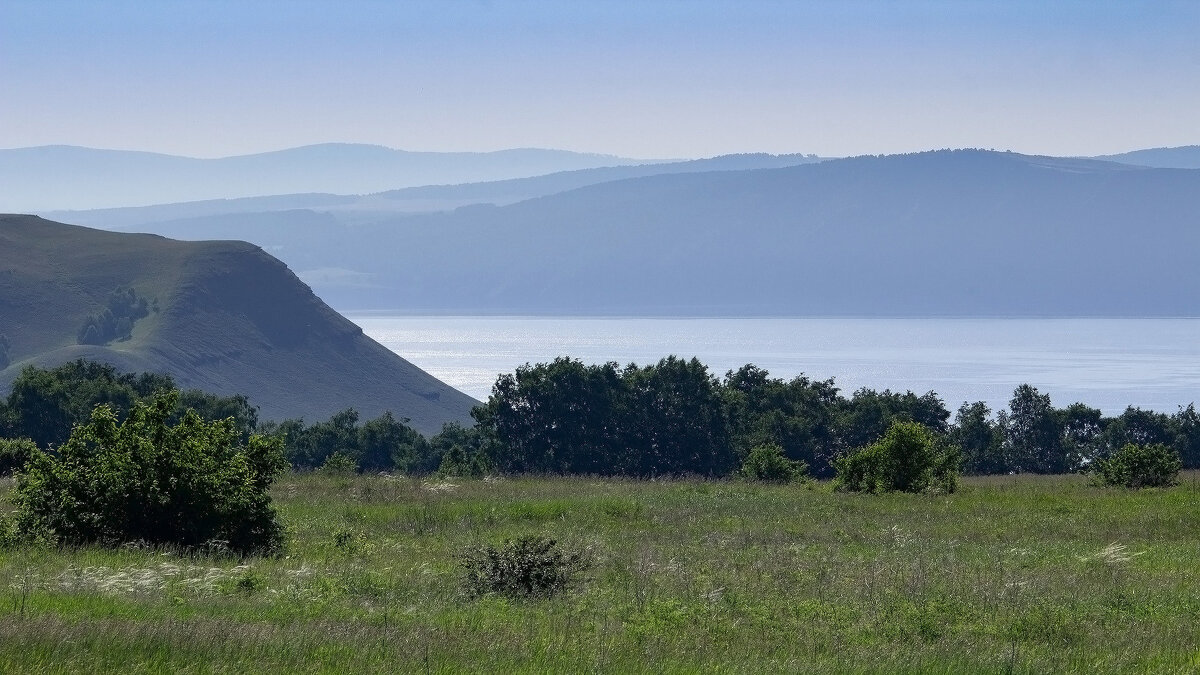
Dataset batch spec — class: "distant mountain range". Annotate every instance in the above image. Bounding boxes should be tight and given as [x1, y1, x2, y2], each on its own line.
[47, 152, 827, 229]
[0, 143, 659, 211]
[48, 149, 1200, 317]
[0, 215, 476, 433]
[23, 144, 1200, 317]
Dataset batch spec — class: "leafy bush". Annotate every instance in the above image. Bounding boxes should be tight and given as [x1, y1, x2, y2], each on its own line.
[1091, 443, 1181, 488]
[7, 391, 287, 555]
[319, 450, 359, 475]
[459, 535, 588, 598]
[0, 437, 36, 476]
[834, 420, 959, 494]
[739, 442, 807, 483]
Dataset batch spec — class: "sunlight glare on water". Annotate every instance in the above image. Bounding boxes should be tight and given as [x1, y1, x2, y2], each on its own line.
[347, 315, 1200, 414]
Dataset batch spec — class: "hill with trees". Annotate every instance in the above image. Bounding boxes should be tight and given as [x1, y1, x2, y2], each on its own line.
[1091, 145, 1200, 169]
[0, 215, 476, 433]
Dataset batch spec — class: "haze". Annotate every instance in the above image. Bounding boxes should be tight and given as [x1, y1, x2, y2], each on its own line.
[3, 0, 1198, 159]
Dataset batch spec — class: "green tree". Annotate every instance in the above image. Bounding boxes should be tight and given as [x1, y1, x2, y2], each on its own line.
[998, 385, 1066, 473]
[284, 408, 361, 469]
[430, 422, 490, 476]
[1173, 404, 1200, 470]
[357, 411, 429, 473]
[0, 332, 10, 369]
[9, 391, 287, 554]
[1060, 402, 1105, 470]
[951, 401, 1004, 475]
[836, 388, 950, 456]
[3, 360, 241, 448]
[724, 365, 841, 477]
[619, 356, 732, 476]
[473, 358, 626, 474]
[1102, 407, 1175, 456]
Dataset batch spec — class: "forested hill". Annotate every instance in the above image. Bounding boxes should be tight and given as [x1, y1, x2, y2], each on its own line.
[278, 149, 1200, 315]
[0, 215, 476, 433]
[1091, 145, 1200, 169]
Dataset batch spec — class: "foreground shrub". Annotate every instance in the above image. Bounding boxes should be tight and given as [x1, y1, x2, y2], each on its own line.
[319, 450, 359, 475]
[739, 443, 808, 483]
[8, 391, 287, 555]
[459, 535, 588, 598]
[1091, 443, 1181, 488]
[0, 437, 36, 476]
[834, 420, 959, 494]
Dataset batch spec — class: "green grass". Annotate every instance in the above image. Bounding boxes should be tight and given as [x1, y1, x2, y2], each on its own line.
[2, 471, 1199, 673]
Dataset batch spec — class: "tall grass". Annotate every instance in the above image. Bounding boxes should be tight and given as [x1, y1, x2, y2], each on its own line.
[2, 472, 1198, 672]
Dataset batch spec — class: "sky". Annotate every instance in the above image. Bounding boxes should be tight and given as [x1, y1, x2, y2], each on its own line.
[2, 0, 1198, 159]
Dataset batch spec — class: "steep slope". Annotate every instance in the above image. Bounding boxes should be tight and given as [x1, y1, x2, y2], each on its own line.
[0, 215, 476, 433]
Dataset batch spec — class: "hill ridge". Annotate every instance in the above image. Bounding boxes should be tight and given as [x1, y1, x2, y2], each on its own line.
[0, 215, 475, 433]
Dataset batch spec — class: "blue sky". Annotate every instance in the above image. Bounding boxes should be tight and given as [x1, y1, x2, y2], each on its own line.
[2, 1, 1197, 158]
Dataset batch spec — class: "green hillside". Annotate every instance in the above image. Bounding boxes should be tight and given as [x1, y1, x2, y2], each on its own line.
[0, 214, 476, 434]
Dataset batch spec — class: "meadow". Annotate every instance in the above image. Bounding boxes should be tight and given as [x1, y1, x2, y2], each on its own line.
[1, 472, 1198, 673]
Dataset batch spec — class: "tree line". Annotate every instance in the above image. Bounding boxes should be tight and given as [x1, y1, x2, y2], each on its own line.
[464, 357, 1200, 478]
[2, 358, 1198, 479]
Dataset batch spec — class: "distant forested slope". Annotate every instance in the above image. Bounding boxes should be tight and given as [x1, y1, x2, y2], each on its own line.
[1091, 145, 1200, 169]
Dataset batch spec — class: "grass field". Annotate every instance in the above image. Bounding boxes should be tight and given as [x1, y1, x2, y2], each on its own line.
[2, 471, 1198, 673]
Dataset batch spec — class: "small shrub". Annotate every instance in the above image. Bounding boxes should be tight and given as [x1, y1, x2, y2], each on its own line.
[8, 391, 288, 555]
[232, 570, 265, 594]
[1091, 443, 1181, 488]
[0, 438, 37, 476]
[834, 420, 959, 494]
[320, 451, 359, 475]
[739, 442, 807, 483]
[459, 535, 588, 598]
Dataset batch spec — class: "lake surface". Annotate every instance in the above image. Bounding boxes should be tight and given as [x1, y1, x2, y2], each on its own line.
[347, 315, 1200, 415]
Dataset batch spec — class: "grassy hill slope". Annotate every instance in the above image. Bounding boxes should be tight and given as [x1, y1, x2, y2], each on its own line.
[0, 215, 476, 433]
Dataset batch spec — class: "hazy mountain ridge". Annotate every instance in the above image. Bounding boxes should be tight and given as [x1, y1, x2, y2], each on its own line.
[1090, 145, 1200, 169]
[46, 152, 827, 229]
[0, 215, 476, 433]
[30, 147, 1200, 317]
[0, 143, 655, 211]
[194, 148, 1200, 316]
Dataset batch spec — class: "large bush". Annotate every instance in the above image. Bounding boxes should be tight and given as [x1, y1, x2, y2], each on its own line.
[1091, 443, 1181, 489]
[8, 391, 287, 555]
[834, 420, 959, 494]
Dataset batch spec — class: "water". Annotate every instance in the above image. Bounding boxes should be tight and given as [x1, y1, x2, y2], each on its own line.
[347, 315, 1200, 415]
